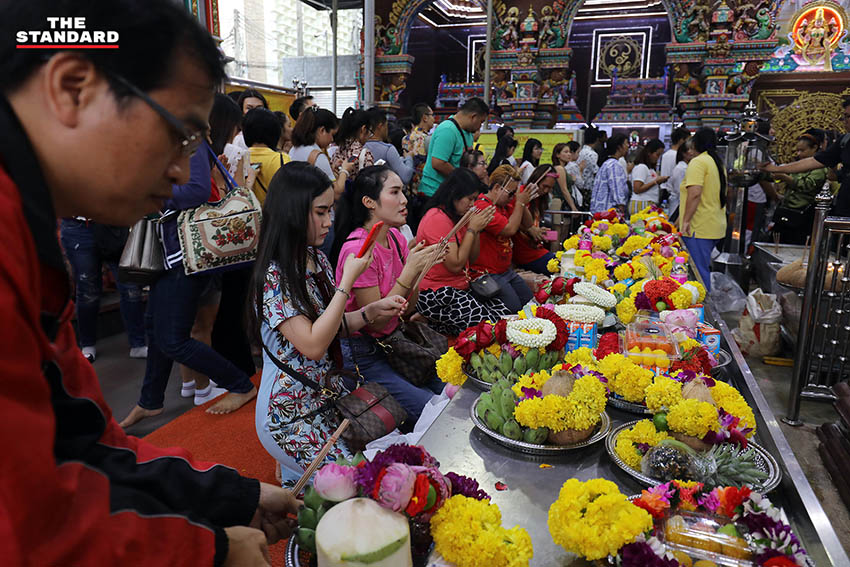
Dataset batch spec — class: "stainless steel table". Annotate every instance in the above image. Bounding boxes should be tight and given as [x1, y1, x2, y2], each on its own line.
[417, 304, 850, 566]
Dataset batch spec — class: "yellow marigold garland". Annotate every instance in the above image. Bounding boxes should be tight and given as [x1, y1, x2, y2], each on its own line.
[610, 362, 654, 403]
[614, 419, 670, 470]
[430, 495, 533, 567]
[546, 257, 560, 273]
[563, 235, 580, 251]
[710, 380, 757, 435]
[511, 369, 553, 397]
[644, 376, 685, 412]
[574, 250, 592, 267]
[436, 348, 466, 386]
[583, 258, 610, 282]
[615, 235, 652, 257]
[563, 347, 596, 368]
[616, 296, 637, 324]
[514, 375, 607, 432]
[548, 478, 653, 561]
[486, 343, 504, 358]
[592, 235, 613, 252]
[666, 398, 719, 438]
[670, 286, 695, 309]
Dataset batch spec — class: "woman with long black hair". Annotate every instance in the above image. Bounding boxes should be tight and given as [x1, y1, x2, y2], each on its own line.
[517, 138, 543, 184]
[487, 136, 519, 175]
[629, 138, 668, 214]
[680, 127, 727, 289]
[252, 162, 406, 484]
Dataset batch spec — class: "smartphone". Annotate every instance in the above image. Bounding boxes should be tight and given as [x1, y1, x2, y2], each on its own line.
[250, 163, 261, 170]
[357, 221, 384, 258]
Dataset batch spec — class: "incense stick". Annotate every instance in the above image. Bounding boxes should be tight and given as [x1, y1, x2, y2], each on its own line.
[293, 418, 351, 495]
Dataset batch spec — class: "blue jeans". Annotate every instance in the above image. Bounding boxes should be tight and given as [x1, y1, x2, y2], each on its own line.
[139, 267, 254, 410]
[341, 336, 444, 421]
[490, 269, 533, 312]
[60, 219, 145, 348]
[519, 251, 556, 276]
[681, 236, 721, 292]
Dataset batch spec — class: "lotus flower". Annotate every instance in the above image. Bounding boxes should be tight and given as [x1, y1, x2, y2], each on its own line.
[314, 463, 358, 502]
[372, 462, 416, 512]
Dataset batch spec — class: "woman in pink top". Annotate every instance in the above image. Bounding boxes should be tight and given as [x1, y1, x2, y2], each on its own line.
[415, 168, 509, 335]
[331, 165, 447, 419]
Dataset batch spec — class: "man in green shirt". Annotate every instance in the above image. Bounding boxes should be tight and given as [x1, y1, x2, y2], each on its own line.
[418, 97, 489, 197]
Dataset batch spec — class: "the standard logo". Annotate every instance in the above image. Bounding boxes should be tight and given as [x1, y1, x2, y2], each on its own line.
[17, 17, 119, 49]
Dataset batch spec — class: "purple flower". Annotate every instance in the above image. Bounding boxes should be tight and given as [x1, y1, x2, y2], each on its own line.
[445, 472, 490, 501]
[647, 483, 674, 501]
[739, 511, 783, 536]
[355, 444, 439, 493]
[673, 369, 697, 383]
[502, 343, 520, 359]
[698, 490, 722, 513]
[636, 442, 651, 453]
[520, 387, 542, 401]
[620, 542, 679, 567]
[699, 375, 716, 387]
[634, 292, 653, 311]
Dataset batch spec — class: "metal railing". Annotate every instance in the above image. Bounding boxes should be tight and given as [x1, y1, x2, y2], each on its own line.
[784, 182, 850, 425]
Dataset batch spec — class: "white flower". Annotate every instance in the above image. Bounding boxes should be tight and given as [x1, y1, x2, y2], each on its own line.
[554, 304, 605, 324]
[680, 282, 699, 304]
[573, 281, 617, 309]
[505, 318, 557, 348]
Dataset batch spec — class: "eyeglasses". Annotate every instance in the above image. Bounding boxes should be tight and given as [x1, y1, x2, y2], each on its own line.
[108, 72, 207, 158]
[501, 185, 517, 197]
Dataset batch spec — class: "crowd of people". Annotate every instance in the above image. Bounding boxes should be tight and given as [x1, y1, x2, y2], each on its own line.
[6, 1, 850, 563]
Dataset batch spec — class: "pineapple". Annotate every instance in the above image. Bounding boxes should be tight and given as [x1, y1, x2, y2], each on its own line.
[706, 444, 770, 489]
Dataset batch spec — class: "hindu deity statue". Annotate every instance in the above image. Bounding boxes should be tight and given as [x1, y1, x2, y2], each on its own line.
[538, 6, 566, 49]
[380, 73, 407, 104]
[493, 7, 520, 50]
[797, 7, 838, 70]
[492, 69, 517, 100]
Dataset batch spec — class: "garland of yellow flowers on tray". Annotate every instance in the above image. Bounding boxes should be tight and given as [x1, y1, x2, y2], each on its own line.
[510, 365, 608, 432]
[430, 495, 533, 567]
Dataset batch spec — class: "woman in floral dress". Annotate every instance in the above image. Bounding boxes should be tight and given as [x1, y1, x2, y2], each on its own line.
[330, 107, 373, 178]
[251, 161, 406, 485]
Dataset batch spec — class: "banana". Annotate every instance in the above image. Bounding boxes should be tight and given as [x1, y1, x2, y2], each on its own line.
[506, 371, 519, 383]
[484, 408, 505, 431]
[476, 393, 495, 420]
[483, 351, 498, 373]
[297, 527, 316, 550]
[501, 419, 523, 440]
[513, 355, 527, 376]
[482, 370, 497, 383]
[499, 352, 513, 376]
[469, 352, 483, 373]
[298, 507, 318, 530]
[490, 381, 505, 403]
[499, 388, 516, 421]
[523, 427, 549, 444]
[526, 348, 539, 370]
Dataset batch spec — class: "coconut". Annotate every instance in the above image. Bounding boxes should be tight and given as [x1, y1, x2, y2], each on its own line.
[541, 370, 576, 398]
[548, 425, 595, 445]
[671, 431, 713, 452]
[682, 380, 715, 406]
[316, 498, 412, 567]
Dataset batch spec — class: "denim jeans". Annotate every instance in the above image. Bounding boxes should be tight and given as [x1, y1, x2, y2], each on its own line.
[341, 336, 444, 421]
[681, 236, 721, 292]
[59, 219, 145, 348]
[139, 267, 254, 410]
[518, 251, 556, 276]
[490, 269, 533, 312]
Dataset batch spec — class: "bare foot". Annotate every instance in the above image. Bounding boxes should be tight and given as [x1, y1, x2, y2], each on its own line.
[206, 387, 257, 415]
[119, 405, 163, 428]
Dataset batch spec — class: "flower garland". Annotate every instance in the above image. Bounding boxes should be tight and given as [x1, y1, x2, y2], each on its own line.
[617, 296, 638, 324]
[625, 481, 812, 567]
[584, 258, 611, 282]
[430, 495, 533, 567]
[616, 235, 653, 257]
[609, 362, 655, 403]
[505, 317, 557, 348]
[548, 478, 653, 561]
[645, 375, 684, 412]
[614, 419, 670, 470]
[666, 398, 720, 438]
[436, 348, 466, 386]
[554, 303, 605, 324]
[574, 281, 617, 309]
[513, 374, 607, 432]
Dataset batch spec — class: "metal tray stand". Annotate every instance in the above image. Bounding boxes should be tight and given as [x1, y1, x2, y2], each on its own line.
[605, 420, 782, 493]
[470, 395, 611, 455]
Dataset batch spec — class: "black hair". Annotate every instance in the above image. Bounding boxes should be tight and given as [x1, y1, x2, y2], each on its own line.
[676, 138, 694, 163]
[1, 0, 225, 97]
[567, 141, 581, 153]
[335, 107, 369, 145]
[496, 125, 515, 140]
[798, 132, 821, 150]
[521, 138, 543, 167]
[273, 110, 290, 128]
[528, 164, 555, 217]
[551, 143, 568, 166]
[635, 138, 665, 167]
[424, 168, 483, 223]
[237, 88, 268, 113]
[365, 107, 388, 132]
[227, 90, 243, 102]
[583, 126, 601, 145]
[460, 149, 485, 169]
[250, 162, 333, 341]
[209, 93, 242, 156]
[292, 107, 339, 147]
[330, 165, 393, 266]
[671, 126, 691, 146]
[603, 134, 628, 161]
[459, 97, 489, 116]
[692, 127, 727, 208]
[487, 136, 516, 175]
[243, 108, 282, 149]
[398, 118, 414, 134]
[389, 127, 406, 155]
[804, 128, 826, 147]
[412, 103, 431, 125]
[290, 95, 315, 120]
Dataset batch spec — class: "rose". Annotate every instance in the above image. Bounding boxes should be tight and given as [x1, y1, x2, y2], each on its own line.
[551, 276, 565, 296]
[564, 277, 580, 297]
[494, 319, 508, 344]
[313, 463, 358, 502]
[535, 287, 551, 303]
[454, 335, 477, 358]
[475, 321, 494, 349]
[372, 463, 417, 512]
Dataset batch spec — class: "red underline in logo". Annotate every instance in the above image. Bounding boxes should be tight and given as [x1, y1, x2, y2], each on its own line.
[16, 44, 119, 49]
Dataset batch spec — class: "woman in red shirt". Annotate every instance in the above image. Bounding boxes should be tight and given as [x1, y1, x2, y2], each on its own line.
[512, 165, 558, 274]
[415, 168, 509, 335]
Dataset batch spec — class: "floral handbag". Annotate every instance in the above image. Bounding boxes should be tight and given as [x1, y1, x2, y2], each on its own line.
[177, 147, 262, 275]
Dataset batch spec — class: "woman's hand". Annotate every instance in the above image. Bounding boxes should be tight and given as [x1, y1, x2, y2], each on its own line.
[407, 241, 446, 274]
[340, 245, 376, 290]
[469, 205, 495, 233]
[656, 175, 669, 186]
[527, 226, 546, 243]
[341, 159, 357, 177]
[516, 184, 535, 206]
[365, 295, 407, 322]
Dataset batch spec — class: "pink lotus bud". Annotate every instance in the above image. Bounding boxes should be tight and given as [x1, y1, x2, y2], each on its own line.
[313, 463, 358, 502]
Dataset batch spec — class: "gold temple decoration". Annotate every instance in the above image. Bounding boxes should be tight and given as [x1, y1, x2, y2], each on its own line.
[599, 35, 642, 79]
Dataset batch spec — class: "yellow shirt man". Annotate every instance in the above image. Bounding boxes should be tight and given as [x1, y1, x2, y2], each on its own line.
[249, 146, 290, 204]
[680, 152, 726, 240]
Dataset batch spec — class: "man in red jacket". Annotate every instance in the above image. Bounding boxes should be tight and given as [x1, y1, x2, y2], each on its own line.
[0, 2, 298, 565]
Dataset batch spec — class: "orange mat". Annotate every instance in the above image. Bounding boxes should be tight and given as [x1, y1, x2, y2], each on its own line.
[143, 373, 289, 564]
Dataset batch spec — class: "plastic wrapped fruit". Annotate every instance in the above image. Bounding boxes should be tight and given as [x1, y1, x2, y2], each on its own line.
[641, 443, 699, 482]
